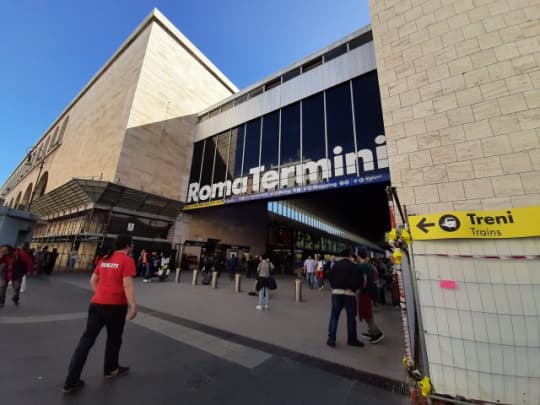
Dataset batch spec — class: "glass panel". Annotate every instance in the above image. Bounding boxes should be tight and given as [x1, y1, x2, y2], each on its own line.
[213, 131, 230, 187]
[243, 118, 261, 193]
[323, 43, 347, 62]
[348, 31, 373, 50]
[228, 125, 245, 180]
[188, 141, 204, 184]
[282, 66, 301, 83]
[280, 102, 301, 188]
[326, 82, 355, 176]
[200, 137, 216, 187]
[301, 93, 326, 185]
[353, 71, 385, 174]
[260, 110, 280, 174]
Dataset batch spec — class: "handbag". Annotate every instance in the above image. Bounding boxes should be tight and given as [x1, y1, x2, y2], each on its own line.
[267, 276, 277, 290]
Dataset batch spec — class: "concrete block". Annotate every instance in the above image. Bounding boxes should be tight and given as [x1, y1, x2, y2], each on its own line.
[425, 113, 450, 131]
[447, 12, 470, 30]
[511, 193, 540, 208]
[415, 184, 440, 203]
[488, 61, 516, 81]
[441, 29, 465, 48]
[386, 123, 406, 140]
[428, 202, 455, 212]
[401, 168, 425, 186]
[480, 79, 509, 100]
[448, 106, 475, 125]
[454, 199, 483, 210]
[420, 82, 444, 101]
[491, 174, 524, 197]
[477, 31, 503, 50]
[517, 108, 540, 130]
[521, 172, 540, 194]
[528, 148, 540, 170]
[482, 135, 512, 157]
[449, 56, 474, 76]
[407, 71, 429, 89]
[447, 160, 474, 181]
[435, 45, 459, 65]
[456, 86, 483, 107]
[457, 38, 481, 58]
[393, 106, 413, 123]
[440, 126, 467, 145]
[505, 73, 534, 94]
[454, 0, 476, 13]
[441, 74, 467, 95]
[500, 152, 533, 174]
[516, 37, 540, 57]
[504, 8, 529, 27]
[428, 64, 451, 83]
[472, 156, 503, 178]
[463, 178, 494, 199]
[423, 164, 448, 184]
[418, 132, 442, 149]
[524, 89, 540, 109]
[431, 145, 458, 164]
[433, 93, 458, 113]
[498, 93, 529, 114]
[400, 89, 422, 107]
[437, 181, 466, 201]
[410, 150, 433, 168]
[397, 136, 419, 154]
[414, 54, 437, 72]
[512, 54, 539, 75]
[470, 49, 498, 68]
[481, 197, 513, 210]
[482, 14, 506, 33]
[462, 22, 486, 39]
[455, 140, 484, 161]
[473, 100, 502, 121]
[509, 129, 540, 152]
[489, 114, 521, 135]
[413, 100, 436, 119]
[404, 118, 427, 136]
[493, 42, 521, 62]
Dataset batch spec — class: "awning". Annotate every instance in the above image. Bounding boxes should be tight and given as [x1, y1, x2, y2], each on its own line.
[31, 179, 184, 219]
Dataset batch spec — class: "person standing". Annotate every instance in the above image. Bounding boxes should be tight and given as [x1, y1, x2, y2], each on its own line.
[256, 254, 274, 310]
[356, 248, 384, 344]
[63, 234, 137, 393]
[303, 255, 317, 289]
[19, 241, 34, 293]
[46, 248, 59, 275]
[0, 244, 33, 307]
[326, 251, 365, 347]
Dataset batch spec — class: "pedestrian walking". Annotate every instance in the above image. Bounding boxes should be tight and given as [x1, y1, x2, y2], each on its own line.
[256, 254, 275, 310]
[0, 244, 33, 307]
[303, 255, 317, 289]
[356, 248, 384, 344]
[63, 234, 137, 394]
[326, 251, 365, 348]
[46, 248, 59, 275]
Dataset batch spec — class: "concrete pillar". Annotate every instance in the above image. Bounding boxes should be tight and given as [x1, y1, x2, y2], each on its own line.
[235, 273, 241, 293]
[295, 279, 302, 302]
[192, 269, 198, 285]
[211, 271, 218, 288]
[175, 267, 181, 283]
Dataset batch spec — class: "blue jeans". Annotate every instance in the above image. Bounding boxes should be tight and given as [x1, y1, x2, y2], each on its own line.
[328, 294, 358, 343]
[144, 263, 153, 279]
[306, 272, 315, 289]
[258, 287, 269, 306]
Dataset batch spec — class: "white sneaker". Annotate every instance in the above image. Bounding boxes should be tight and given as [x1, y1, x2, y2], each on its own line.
[143, 279, 149, 283]
[256, 305, 263, 311]
[264, 305, 270, 310]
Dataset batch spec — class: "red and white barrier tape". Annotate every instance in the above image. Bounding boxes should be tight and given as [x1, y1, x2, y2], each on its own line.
[413, 253, 540, 260]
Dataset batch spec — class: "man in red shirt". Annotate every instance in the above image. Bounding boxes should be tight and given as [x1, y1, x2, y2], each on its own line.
[63, 234, 137, 393]
[0, 244, 33, 307]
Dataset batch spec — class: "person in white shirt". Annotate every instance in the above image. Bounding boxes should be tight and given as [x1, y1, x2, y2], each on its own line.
[303, 256, 317, 289]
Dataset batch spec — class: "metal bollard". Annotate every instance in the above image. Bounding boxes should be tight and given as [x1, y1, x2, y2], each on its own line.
[211, 271, 218, 288]
[295, 278, 302, 302]
[175, 267, 181, 283]
[235, 273, 241, 293]
[192, 270, 198, 285]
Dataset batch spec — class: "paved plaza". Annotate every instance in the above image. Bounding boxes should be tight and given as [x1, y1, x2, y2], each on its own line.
[0, 274, 409, 404]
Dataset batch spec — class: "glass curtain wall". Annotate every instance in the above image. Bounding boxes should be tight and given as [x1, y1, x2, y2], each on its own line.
[186, 71, 386, 203]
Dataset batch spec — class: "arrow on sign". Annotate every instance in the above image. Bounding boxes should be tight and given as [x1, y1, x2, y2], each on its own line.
[417, 217, 435, 234]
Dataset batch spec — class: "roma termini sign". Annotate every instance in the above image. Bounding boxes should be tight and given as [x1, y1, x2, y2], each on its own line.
[186, 135, 390, 207]
[409, 206, 540, 240]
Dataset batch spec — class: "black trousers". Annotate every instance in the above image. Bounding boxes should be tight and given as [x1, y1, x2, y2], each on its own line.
[65, 303, 127, 385]
[0, 277, 22, 305]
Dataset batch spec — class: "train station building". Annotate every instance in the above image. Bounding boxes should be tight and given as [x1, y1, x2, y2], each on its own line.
[1, 3, 539, 403]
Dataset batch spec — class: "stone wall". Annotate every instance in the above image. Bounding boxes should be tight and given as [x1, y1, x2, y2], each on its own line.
[369, 0, 540, 213]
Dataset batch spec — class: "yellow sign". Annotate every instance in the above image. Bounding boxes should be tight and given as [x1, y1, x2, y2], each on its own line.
[183, 200, 224, 211]
[409, 206, 540, 240]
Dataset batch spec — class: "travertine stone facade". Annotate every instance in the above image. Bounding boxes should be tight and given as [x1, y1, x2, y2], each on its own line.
[369, 0, 540, 214]
[369, 1, 540, 403]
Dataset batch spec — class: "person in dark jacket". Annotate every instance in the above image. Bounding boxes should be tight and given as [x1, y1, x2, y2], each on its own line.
[326, 251, 366, 347]
[0, 244, 33, 307]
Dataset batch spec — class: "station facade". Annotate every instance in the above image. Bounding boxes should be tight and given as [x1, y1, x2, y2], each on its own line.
[1, 3, 539, 403]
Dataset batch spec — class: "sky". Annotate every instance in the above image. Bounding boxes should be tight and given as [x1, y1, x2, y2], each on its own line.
[0, 0, 371, 186]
